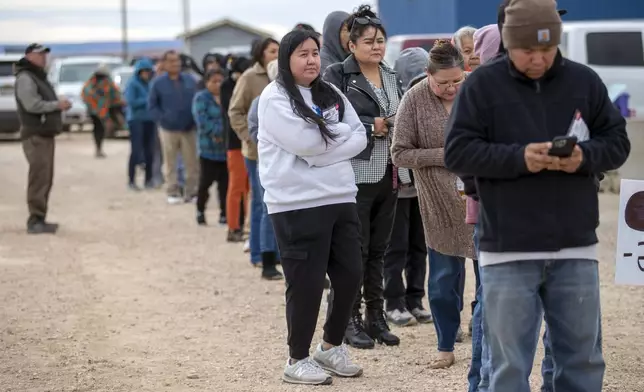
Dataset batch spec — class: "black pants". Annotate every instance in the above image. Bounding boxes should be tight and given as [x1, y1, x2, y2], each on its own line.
[90, 115, 105, 151]
[271, 203, 362, 360]
[196, 157, 228, 217]
[384, 196, 427, 311]
[353, 168, 398, 312]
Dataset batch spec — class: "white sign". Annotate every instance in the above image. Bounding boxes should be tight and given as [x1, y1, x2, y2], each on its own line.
[615, 179, 644, 285]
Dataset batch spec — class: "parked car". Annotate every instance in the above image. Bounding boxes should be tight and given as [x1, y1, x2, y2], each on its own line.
[111, 65, 134, 91]
[47, 56, 124, 132]
[384, 34, 451, 68]
[0, 53, 22, 138]
[560, 20, 644, 118]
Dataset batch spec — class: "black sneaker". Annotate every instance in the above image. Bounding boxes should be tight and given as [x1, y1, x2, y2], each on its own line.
[365, 309, 400, 346]
[197, 212, 207, 226]
[218, 215, 227, 226]
[27, 220, 58, 235]
[262, 266, 284, 280]
[128, 183, 141, 191]
[227, 229, 244, 242]
[343, 310, 375, 349]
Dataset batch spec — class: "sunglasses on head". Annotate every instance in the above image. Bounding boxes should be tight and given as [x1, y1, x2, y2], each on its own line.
[351, 16, 382, 30]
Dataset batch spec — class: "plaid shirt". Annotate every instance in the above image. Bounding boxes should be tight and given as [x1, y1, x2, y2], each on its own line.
[351, 65, 412, 185]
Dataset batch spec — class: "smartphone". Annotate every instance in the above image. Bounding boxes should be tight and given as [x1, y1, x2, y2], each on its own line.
[548, 135, 577, 157]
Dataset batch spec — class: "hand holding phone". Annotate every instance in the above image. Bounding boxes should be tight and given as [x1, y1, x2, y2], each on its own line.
[548, 135, 577, 158]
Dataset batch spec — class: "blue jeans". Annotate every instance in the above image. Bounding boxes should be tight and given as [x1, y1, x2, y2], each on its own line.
[177, 153, 185, 188]
[427, 248, 464, 352]
[245, 158, 262, 264]
[257, 182, 279, 255]
[482, 259, 604, 392]
[127, 120, 156, 185]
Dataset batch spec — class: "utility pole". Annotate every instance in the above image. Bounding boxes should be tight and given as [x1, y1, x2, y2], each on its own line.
[121, 0, 128, 62]
[182, 0, 191, 54]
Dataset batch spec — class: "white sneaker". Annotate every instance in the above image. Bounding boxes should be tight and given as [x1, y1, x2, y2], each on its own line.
[243, 239, 250, 253]
[313, 343, 363, 378]
[282, 357, 332, 385]
[167, 196, 183, 205]
[386, 308, 415, 326]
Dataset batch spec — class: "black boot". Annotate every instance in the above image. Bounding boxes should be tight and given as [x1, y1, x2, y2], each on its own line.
[261, 251, 283, 280]
[365, 308, 400, 346]
[343, 309, 374, 349]
[27, 216, 58, 235]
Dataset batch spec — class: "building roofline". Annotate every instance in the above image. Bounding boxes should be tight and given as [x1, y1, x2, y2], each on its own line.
[178, 18, 274, 40]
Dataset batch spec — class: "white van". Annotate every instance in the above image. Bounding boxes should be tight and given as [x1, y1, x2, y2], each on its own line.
[48, 56, 124, 131]
[0, 53, 22, 137]
[561, 21, 644, 118]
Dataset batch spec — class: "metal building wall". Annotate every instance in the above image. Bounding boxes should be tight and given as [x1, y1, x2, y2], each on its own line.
[378, 0, 644, 36]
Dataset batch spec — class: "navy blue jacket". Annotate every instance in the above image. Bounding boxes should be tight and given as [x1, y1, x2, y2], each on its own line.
[444, 52, 630, 253]
[147, 72, 197, 131]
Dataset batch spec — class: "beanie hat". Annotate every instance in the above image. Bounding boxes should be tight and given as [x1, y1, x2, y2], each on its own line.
[502, 0, 562, 49]
[474, 24, 501, 64]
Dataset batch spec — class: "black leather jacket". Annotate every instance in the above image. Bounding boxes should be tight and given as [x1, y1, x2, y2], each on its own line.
[323, 55, 402, 159]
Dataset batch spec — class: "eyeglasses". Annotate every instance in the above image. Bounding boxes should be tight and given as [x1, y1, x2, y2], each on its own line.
[350, 16, 382, 31]
[432, 75, 465, 89]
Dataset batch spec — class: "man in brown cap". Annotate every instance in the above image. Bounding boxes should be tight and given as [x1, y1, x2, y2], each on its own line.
[445, 0, 631, 390]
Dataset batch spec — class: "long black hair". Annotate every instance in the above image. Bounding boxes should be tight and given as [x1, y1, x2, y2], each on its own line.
[251, 37, 279, 67]
[277, 29, 341, 144]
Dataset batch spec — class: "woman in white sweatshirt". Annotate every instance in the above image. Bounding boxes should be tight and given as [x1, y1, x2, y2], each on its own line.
[257, 29, 367, 386]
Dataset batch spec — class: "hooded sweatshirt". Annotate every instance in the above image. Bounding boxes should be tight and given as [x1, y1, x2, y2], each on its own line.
[394, 48, 429, 93]
[124, 58, 155, 122]
[320, 11, 350, 74]
[257, 81, 367, 214]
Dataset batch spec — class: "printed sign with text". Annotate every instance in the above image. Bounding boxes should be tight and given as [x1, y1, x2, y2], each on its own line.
[615, 179, 644, 286]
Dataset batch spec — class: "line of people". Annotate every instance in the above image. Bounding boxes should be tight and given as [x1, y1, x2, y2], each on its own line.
[255, 1, 629, 390]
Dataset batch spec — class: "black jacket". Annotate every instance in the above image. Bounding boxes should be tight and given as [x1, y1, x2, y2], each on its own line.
[444, 52, 630, 253]
[323, 55, 402, 159]
[220, 77, 241, 151]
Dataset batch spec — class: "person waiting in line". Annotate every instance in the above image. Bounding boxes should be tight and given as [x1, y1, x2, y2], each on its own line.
[247, 59, 283, 280]
[221, 56, 251, 243]
[258, 29, 366, 385]
[324, 4, 411, 349]
[445, 0, 629, 389]
[319, 11, 351, 74]
[124, 58, 156, 191]
[192, 69, 228, 227]
[81, 64, 124, 158]
[228, 37, 279, 266]
[383, 47, 432, 327]
[148, 50, 199, 205]
[391, 40, 475, 369]
[453, 26, 479, 71]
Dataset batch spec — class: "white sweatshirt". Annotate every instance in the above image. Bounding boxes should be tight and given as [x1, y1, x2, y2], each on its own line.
[257, 81, 367, 214]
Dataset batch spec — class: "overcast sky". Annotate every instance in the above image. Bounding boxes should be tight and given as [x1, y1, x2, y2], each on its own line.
[0, 0, 376, 43]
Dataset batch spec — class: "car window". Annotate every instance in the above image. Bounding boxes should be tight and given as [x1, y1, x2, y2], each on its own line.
[586, 31, 644, 67]
[0, 61, 15, 77]
[559, 32, 569, 57]
[58, 62, 122, 83]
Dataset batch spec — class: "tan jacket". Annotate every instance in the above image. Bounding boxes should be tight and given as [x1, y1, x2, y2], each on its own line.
[227, 63, 270, 160]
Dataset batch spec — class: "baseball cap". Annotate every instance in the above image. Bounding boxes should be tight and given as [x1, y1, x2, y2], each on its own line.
[25, 43, 50, 55]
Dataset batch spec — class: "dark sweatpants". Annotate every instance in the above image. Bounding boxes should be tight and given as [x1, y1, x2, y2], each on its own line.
[22, 135, 55, 223]
[196, 157, 228, 217]
[271, 203, 362, 360]
[384, 196, 427, 311]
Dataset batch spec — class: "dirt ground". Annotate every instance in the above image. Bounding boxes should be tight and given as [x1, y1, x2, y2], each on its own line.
[1, 133, 643, 392]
